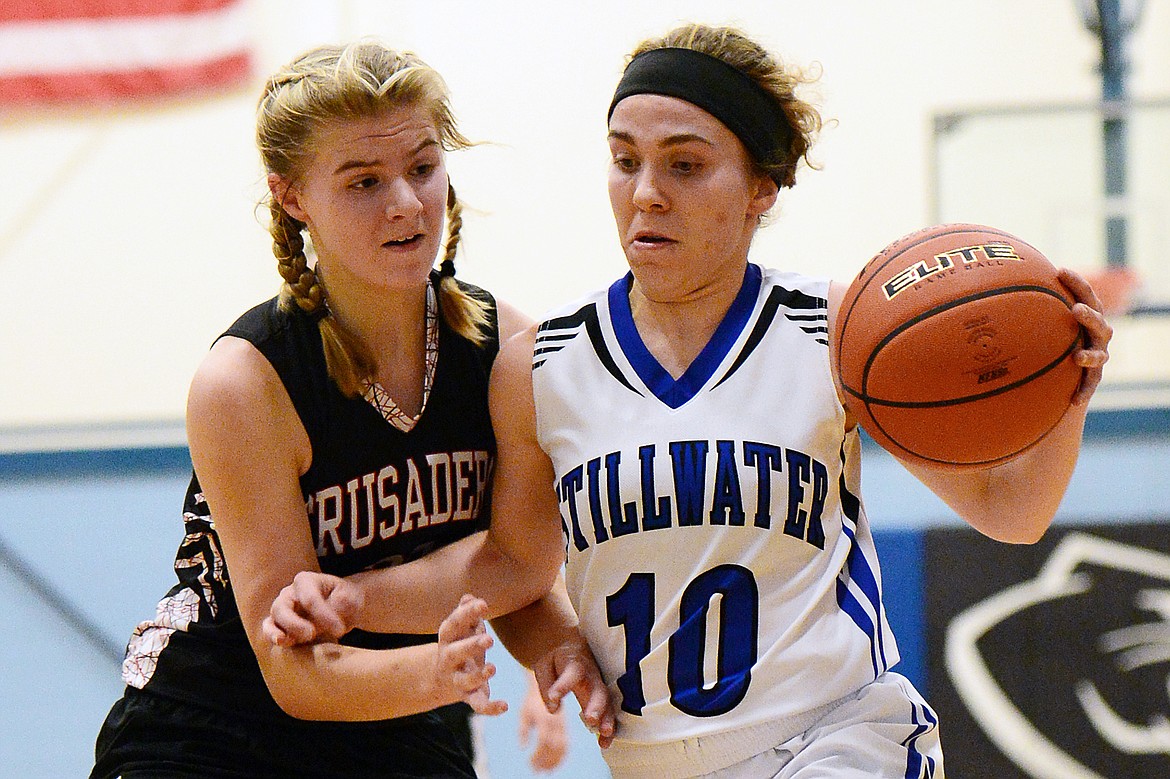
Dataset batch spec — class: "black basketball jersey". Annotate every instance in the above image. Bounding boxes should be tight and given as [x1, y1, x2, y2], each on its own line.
[120, 273, 498, 722]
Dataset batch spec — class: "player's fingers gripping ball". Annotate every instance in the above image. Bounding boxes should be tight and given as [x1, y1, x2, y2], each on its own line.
[833, 223, 1083, 470]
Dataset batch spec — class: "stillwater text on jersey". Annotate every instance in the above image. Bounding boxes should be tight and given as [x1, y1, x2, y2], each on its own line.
[557, 439, 828, 551]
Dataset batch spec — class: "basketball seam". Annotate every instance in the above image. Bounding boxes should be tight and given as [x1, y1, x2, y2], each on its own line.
[839, 284, 1074, 403]
[850, 334, 1080, 409]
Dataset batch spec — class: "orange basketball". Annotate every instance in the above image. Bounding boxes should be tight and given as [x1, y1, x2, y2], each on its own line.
[833, 223, 1083, 470]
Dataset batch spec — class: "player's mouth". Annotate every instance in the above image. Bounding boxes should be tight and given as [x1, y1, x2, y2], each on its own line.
[383, 233, 424, 249]
[632, 231, 677, 248]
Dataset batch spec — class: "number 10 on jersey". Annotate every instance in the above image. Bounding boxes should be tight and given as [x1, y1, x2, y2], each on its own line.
[606, 564, 760, 717]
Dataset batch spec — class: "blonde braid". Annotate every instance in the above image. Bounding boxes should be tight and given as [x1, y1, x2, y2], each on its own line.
[271, 204, 322, 314]
[317, 311, 376, 398]
[442, 180, 463, 269]
[437, 182, 492, 346]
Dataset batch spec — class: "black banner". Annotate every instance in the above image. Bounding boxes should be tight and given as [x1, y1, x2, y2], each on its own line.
[926, 520, 1170, 778]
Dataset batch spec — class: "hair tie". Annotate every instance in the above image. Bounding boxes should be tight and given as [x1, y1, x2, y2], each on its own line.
[439, 259, 456, 278]
[310, 305, 329, 322]
[608, 48, 792, 180]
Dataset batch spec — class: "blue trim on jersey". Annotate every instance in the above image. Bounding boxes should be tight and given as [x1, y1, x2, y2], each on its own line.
[902, 700, 940, 778]
[608, 264, 763, 409]
[714, 284, 828, 390]
[835, 576, 881, 676]
[836, 440, 890, 676]
[839, 522, 889, 676]
[841, 523, 885, 637]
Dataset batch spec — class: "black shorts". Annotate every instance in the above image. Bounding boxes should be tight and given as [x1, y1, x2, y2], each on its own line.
[90, 687, 476, 779]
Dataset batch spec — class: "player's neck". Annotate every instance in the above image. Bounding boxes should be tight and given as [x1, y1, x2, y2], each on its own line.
[628, 279, 741, 379]
[324, 276, 430, 406]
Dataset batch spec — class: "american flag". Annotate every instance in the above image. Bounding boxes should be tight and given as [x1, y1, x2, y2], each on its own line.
[0, 0, 253, 106]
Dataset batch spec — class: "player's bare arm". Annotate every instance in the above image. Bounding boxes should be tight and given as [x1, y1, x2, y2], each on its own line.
[490, 577, 617, 748]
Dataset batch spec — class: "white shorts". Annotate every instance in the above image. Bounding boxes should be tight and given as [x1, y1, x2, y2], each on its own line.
[701, 672, 942, 779]
[609, 672, 943, 779]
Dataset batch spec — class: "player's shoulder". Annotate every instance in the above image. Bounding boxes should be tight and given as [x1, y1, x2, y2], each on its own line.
[188, 336, 284, 422]
[496, 321, 540, 375]
[757, 265, 831, 303]
[187, 334, 309, 473]
[537, 283, 612, 327]
[494, 297, 535, 343]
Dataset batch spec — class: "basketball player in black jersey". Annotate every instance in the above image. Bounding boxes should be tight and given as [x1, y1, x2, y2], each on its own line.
[89, 40, 576, 778]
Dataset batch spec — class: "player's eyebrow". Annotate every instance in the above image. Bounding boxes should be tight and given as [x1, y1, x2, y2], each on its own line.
[608, 130, 715, 148]
[333, 138, 439, 174]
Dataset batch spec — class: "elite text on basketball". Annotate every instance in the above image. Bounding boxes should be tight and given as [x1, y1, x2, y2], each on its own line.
[882, 243, 1023, 300]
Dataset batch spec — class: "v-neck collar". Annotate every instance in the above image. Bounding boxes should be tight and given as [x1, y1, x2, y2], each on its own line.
[362, 281, 440, 433]
[608, 263, 762, 409]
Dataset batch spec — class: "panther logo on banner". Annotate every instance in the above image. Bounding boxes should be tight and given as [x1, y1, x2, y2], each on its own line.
[926, 523, 1170, 779]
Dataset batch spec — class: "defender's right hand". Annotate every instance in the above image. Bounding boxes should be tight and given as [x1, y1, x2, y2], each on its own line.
[262, 570, 363, 646]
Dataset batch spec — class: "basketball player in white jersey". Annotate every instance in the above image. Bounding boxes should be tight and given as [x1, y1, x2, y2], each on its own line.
[265, 23, 1113, 778]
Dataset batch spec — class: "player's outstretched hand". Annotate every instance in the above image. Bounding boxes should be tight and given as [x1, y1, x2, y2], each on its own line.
[438, 594, 508, 717]
[1058, 267, 1113, 406]
[519, 673, 569, 772]
[262, 570, 363, 646]
[532, 631, 616, 749]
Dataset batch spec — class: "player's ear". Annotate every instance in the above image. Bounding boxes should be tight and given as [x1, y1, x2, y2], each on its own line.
[268, 173, 308, 222]
[748, 172, 779, 217]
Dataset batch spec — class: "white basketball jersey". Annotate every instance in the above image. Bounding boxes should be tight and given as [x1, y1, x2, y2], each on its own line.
[533, 265, 898, 758]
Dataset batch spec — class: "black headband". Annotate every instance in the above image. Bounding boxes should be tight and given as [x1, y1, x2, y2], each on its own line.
[608, 47, 792, 175]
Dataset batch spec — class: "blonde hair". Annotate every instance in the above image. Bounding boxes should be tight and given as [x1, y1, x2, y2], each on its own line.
[257, 40, 491, 397]
[628, 24, 822, 189]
